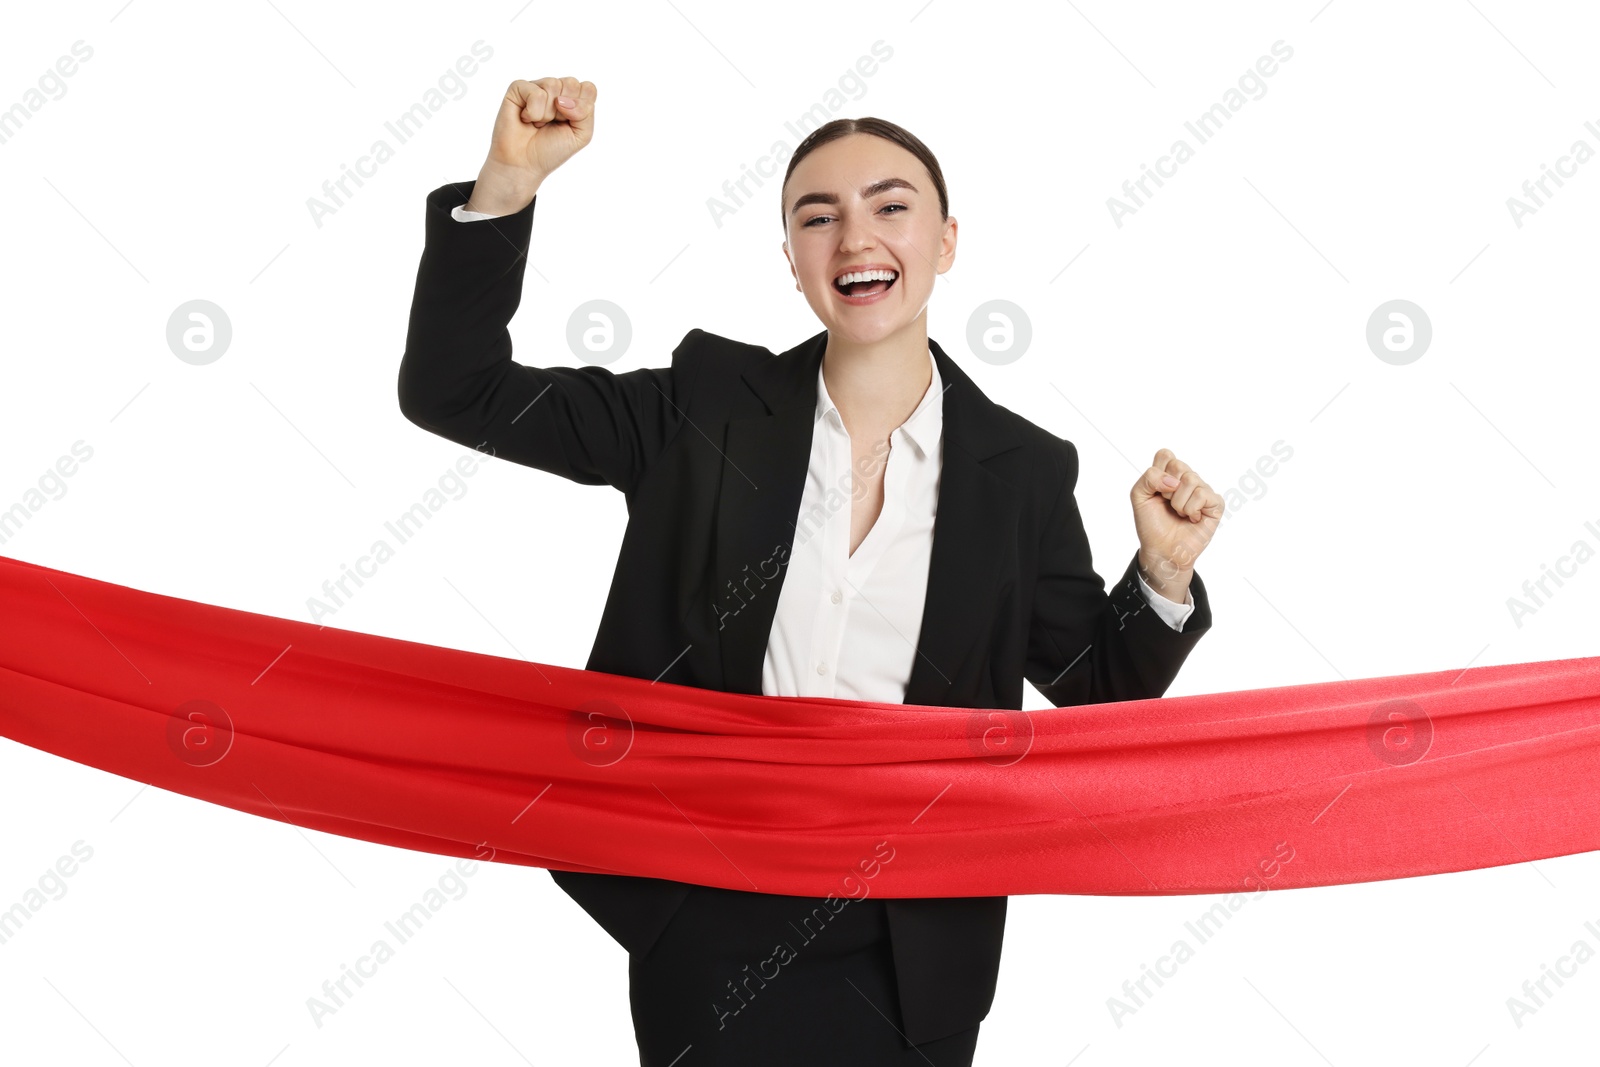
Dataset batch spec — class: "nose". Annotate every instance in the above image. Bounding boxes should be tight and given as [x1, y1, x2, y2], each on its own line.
[837, 207, 876, 253]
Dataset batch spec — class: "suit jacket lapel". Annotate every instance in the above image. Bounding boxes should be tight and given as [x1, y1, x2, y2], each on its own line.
[903, 339, 1024, 708]
[713, 332, 824, 694]
[713, 331, 1022, 705]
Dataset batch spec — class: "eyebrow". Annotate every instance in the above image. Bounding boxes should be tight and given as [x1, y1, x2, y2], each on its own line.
[788, 177, 920, 218]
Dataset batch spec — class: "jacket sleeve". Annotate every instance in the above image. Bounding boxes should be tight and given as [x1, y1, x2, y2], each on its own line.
[397, 181, 699, 495]
[1023, 437, 1212, 707]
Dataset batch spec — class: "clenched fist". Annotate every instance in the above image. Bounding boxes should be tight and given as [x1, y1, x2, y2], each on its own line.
[465, 77, 597, 216]
[1131, 448, 1223, 603]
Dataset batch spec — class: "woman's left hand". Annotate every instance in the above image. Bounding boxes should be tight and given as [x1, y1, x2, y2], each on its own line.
[1130, 449, 1224, 601]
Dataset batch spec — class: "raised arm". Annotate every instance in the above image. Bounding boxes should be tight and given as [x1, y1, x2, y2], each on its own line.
[397, 76, 695, 494]
[397, 183, 696, 492]
[1024, 438, 1213, 707]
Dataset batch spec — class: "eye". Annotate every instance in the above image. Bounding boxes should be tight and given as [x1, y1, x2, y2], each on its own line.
[802, 203, 908, 227]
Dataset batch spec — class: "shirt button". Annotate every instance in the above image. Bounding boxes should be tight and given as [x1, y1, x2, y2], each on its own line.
[831, 590, 843, 604]
[816, 662, 827, 675]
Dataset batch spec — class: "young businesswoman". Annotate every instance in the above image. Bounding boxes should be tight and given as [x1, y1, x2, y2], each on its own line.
[397, 76, 1224, 1067]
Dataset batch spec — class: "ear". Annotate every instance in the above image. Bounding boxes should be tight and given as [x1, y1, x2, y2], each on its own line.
[781, 240, 801, 291]
[937, 215, 959, 275]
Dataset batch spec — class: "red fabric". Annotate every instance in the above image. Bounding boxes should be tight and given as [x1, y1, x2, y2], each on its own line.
[2, 551, 1597, 898]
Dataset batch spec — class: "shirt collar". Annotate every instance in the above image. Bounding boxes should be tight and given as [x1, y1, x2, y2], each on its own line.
[815, 346, 943, 459]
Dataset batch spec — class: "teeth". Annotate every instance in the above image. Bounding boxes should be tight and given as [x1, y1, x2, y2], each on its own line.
[835, 269, 898, 286]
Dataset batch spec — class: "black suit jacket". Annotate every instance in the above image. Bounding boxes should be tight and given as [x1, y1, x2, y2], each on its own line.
[397, 180, 1213, 1045]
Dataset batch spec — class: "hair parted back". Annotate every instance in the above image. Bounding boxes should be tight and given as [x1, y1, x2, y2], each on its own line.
[781, 117, 949, 232]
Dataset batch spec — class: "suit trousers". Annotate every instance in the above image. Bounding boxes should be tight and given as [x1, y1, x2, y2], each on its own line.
[627, 882, 981, 1066]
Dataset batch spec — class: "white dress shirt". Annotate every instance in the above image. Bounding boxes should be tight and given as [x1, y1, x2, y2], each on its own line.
[452, 204, 1194, 704]
[760, 346, 947, 702]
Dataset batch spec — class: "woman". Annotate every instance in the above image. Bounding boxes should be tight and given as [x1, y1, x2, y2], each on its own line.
[398, 76, 1223, 1067]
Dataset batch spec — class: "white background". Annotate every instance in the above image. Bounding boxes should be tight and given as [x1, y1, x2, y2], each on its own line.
[2, 1, 1597, 1063]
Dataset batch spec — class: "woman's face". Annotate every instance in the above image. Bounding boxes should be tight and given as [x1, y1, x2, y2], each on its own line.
[782, 133, 956, 345]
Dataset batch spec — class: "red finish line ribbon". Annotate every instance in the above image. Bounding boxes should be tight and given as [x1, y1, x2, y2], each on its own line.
[2, 551, 1598, 898]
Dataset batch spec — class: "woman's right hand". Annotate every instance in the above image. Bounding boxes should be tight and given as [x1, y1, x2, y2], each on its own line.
[465, 76, 597, 215]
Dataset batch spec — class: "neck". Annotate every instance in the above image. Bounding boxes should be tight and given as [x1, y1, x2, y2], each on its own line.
[821, 320, 932, 439]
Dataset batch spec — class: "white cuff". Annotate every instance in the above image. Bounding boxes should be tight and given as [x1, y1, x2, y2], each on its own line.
[451, 204, 504, 222]
[1136, 571, 1194, 632]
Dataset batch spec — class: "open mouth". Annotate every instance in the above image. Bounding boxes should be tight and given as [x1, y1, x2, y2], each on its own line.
[832, 269, 899, 301]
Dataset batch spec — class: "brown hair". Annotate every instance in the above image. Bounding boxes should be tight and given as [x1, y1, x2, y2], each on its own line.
[780, 117, 949, 232]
